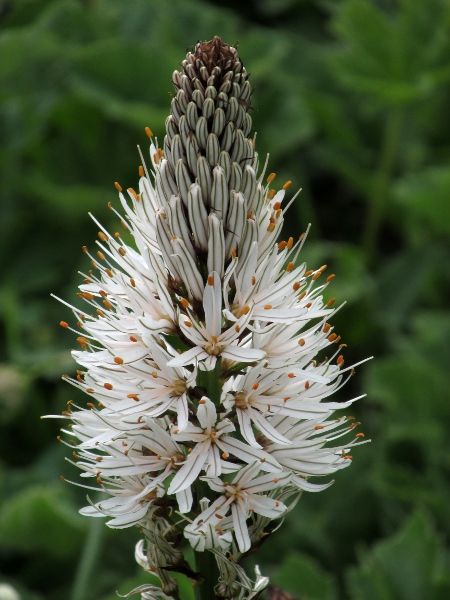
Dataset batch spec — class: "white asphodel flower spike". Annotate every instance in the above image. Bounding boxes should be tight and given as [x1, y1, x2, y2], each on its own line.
[48, 36, 370, 600]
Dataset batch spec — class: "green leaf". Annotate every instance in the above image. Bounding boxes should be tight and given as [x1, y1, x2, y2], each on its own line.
[373, 245, 443, 332]
[0, 485, 86, 559]
[393, 166, 450, 235]
[331, 0, 450, 106]
[271, 552, 335, 600]
[348, 512, 448, 600]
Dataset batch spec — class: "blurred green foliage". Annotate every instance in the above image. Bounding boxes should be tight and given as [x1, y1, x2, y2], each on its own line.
[1, 0, 449, 598]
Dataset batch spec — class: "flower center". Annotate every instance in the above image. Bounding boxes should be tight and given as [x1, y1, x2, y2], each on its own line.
[255, 432, 273, 451]
[172, 379, 187, 396]
[204, 336, 221, 356]
[234, 392, 248, 409]
[171, 452, 185, 469]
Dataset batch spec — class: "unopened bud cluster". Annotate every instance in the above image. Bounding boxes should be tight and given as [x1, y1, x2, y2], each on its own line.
[52, 38, 367, 599]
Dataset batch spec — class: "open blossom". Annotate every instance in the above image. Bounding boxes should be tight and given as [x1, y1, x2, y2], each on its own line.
[185, 461, 291, 553]
[50, 37, 369, 599]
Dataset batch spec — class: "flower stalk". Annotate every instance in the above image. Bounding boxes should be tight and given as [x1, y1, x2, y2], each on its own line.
[49, 36, 369, 600]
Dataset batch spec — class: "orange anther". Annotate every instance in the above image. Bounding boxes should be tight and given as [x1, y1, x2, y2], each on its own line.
[145, 126, 153, 137]
[337, 355, 344, 366]
[208, 275, 214, 286]
[327, 274, 335, 282]
[312, 271, 322, 280]
[267, 222, 276, 232]
[114, 182, 122, 192]
[105, 268, 113, 278]
[252, 383, 259, 390]
[97, 251, 105, 261]
[118, 247, 126, 256]
[293, 282, 300, 291]
[82, 245, 88, 253]
[103, 299, 112, 310]
[305, 381, 310, 389]
[298, 338, 305, 346]
[267, 172, 276, 184]
[282, 180, 292, 189]
[127, 393, 139, 401]
[267, 189, 276, 200]
[199, 399, 206, 404]
[323, 323, 331, 333]
[298, 291, 306, 300]
[273, 201, 281, 210]
[328, 333, 337, 342]
[315, 425, 324, 430]
[104, 383, 113, 390]
[327, 298, 336, 307]
[130, 278, 136, 287]
[231, 248, 237, 259]
[286, 261, 294, 272]
[264, 305, 272, 310]
[114, 357, 124, 365]
[139, 166, 144, 177]
[242, 305, 250, 315]
[273, 478, 279, 483]
[60, 321, 69, 328]
[235, 325, 240, 332]
[288, 373, 295, 378]
[304, 270, 313, 277]
[181, 298, 189, 309]
[287, 237, 294, 250]
[251, 276, 256, 285]
[278, 241, 287, 251]
[130, 336, 138, 342]
[184, 320, 192, 327]
[356, 433, 365, 438]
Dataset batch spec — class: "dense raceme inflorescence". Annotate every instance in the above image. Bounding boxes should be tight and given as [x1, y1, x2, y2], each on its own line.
[51, 37, 368, 600]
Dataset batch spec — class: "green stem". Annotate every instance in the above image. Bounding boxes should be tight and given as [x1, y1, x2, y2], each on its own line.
[197, 358, 223, 403]
[362, 108, 403, 265]
[194, 360, 223, 599]
[194, 530, 220, 600]
[71, 516, 104, 600]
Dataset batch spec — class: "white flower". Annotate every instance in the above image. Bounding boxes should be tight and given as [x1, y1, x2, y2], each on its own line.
[255, 413, 368, 492]
[168, 397, 282, 500]
[168, 271, 265, 371]
[185, 461, 291, 553]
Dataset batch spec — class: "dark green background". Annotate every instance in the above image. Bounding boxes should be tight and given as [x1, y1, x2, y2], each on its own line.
[1, 0, 450, 598]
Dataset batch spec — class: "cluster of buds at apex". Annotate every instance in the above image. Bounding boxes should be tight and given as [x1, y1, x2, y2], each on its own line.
[163, 37, 254, 214]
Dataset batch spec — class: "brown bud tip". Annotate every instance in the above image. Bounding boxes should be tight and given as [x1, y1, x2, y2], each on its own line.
[196, 36, 238, 70]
